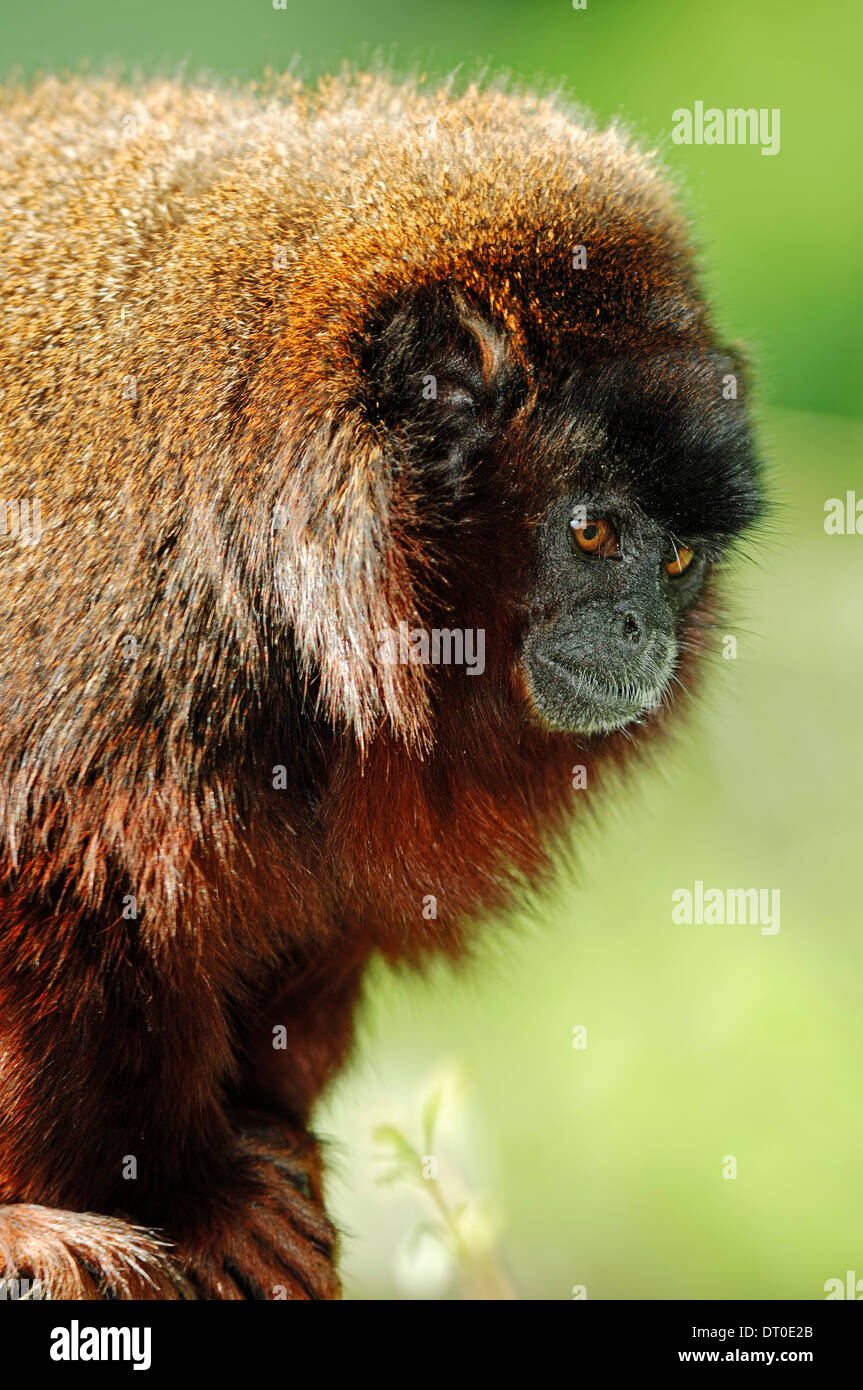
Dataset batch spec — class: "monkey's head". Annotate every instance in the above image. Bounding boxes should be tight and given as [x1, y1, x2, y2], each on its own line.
[358, 284, 763, 744]
[273, 97, 764, 752]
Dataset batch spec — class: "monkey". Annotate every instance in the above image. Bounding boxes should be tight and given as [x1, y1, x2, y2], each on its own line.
[0, 70, 763, 1299]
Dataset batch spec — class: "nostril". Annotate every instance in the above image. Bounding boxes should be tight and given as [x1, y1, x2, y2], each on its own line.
[621, 613, 641, 645]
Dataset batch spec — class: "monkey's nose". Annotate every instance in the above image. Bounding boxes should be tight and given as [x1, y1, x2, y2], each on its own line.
[620, 612, 642, 646]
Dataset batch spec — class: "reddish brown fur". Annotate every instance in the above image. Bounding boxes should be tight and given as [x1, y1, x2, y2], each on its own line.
[0, 73, 737, 1297]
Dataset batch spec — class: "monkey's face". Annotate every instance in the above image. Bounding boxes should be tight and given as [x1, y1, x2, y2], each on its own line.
[516, 348, 763, 735]
[515, 341, 763, 734]
[521, 496, 692, 734]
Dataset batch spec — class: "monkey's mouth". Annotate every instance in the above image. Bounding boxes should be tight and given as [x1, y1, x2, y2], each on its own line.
[522, 651, 675, 735]
[577, 681, 666, 733]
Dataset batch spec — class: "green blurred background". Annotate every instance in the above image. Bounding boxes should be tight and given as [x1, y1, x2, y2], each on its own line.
[7, 0, 860, 1298]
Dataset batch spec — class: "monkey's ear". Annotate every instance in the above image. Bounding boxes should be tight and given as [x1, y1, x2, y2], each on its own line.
[268, 290, 520, 752]
[270, 401, 430, 752]
[360, 288, 524, 498]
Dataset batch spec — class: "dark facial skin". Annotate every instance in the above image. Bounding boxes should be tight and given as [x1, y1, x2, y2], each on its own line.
[521, 492, 705, 733]
[517, 347, 763, 734]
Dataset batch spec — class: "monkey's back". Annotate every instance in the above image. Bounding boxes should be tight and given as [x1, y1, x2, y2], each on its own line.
[0, 74, 696, 928]
[0, 71, 685, 496]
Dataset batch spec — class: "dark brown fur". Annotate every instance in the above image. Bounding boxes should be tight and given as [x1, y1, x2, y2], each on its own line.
[0, 73, 757, 1297]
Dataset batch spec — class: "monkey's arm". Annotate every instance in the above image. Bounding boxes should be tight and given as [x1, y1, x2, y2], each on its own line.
[0, 899, 345, 1299]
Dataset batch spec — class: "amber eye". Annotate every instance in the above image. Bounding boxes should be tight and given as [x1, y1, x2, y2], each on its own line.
[570, 518, 619, 557]
[665, 544, 694, 577]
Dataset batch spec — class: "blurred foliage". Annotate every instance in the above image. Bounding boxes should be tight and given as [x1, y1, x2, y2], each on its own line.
[372, 1063, 516, 1298]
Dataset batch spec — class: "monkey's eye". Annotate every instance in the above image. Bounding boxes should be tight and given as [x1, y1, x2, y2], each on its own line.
[665, 544, 695, 577]
[570, 518, 619, 557]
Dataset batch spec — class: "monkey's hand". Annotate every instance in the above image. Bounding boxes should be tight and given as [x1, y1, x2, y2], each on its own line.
[168, 1115, 341, 1300]
[0, 1121, 339, 1301]
[0, 1203, 191, 1299]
